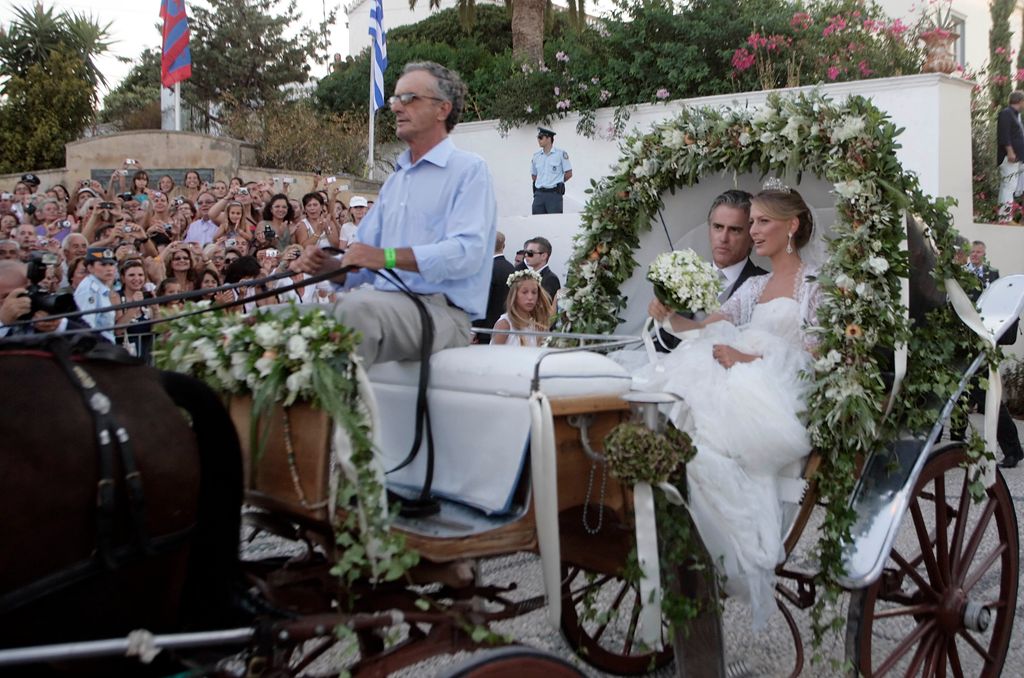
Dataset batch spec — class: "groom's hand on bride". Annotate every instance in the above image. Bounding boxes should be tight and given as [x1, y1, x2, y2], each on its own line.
[712, 344, 759, 369]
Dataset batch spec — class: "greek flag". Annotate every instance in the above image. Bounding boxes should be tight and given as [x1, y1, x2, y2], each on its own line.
[369, 0, 388, 112]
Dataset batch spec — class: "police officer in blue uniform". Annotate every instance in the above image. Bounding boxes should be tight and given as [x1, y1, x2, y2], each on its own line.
[73, 247, 118, 342]
[531, 127, 573, 214]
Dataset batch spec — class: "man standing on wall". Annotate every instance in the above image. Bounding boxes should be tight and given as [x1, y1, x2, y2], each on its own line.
[531, 127, 572, 215]
[996, 90, 1024, 221]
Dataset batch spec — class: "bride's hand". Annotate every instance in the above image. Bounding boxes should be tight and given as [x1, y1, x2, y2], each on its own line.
[648, 298, 672, 322]
[712, 344, 759, 369]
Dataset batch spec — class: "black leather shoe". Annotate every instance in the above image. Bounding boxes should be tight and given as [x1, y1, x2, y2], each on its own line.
[998, 455, 1021, 469]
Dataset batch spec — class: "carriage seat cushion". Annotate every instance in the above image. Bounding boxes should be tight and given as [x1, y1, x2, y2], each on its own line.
[367, 345, 632, 399]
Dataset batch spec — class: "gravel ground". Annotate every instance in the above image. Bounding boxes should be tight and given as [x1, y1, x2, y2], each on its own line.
[241, 414, 1024, 677]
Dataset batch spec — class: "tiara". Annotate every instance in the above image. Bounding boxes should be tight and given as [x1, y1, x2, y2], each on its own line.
[507, 269, 543, 287]
[762, 177, 792, 193]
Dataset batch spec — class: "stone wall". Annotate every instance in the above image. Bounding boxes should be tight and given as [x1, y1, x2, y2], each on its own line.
[0, 130, 380, 203]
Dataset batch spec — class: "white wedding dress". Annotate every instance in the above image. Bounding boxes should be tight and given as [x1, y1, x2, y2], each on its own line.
[632, 269, 821, 629]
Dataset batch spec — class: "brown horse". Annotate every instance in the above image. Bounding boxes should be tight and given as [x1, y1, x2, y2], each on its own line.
[0, 336, 244, 671]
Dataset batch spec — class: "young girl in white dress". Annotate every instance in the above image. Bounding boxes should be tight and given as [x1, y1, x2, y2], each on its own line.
[492, 269, 554, 347]
[639, 187, 822, 629]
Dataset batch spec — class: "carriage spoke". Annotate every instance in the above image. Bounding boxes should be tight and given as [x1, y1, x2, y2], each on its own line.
[622, 588, 643, 656]
[872, 602, 937, 620]
[905, 627, 939, 678]
[589, 580, 632, 644]
[947, 637, 965, 678]
[932, 635, 948, 678]
[568, 573, 615, 606]
[949, 471, 972, 580]
[933, 475, 951, 588]
[891, 548, 939, 600]
[961, 543, 1007, 594]
[910, 498, 942, 587]
[957, 629, 994, 665]
[873, 619, 935, 677]
[955, 499, 996, 586]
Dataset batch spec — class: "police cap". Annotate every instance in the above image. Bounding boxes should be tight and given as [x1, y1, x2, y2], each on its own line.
[85, 247, 117, 264]
[537, 127, 556, 138]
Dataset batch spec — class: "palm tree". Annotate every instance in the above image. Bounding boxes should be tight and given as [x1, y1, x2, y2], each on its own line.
[0, 3, 114, 97]
[413, 0, 547, 63]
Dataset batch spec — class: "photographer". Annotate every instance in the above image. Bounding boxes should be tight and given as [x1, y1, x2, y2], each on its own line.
[0, 258, 82, 338]
[73, 247, 118, 342]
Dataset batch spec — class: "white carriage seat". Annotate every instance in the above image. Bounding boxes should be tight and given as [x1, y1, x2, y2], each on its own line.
[976, 274, 1024, 343]
[367, 345, 632, 515]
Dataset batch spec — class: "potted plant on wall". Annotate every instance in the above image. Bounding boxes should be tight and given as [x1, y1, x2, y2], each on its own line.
[916, 0, 959, 73]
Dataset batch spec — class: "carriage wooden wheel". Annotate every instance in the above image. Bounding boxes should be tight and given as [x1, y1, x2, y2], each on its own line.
[845, 445, 1019, 677]
[558, 505, 674, 675]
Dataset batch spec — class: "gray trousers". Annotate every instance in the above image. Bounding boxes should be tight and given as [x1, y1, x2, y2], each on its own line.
[330, 287, 471, 366]
[532, 191, 563, 214]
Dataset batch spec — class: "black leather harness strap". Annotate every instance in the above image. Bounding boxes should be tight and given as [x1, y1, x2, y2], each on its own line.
[48, 340, 152, 567]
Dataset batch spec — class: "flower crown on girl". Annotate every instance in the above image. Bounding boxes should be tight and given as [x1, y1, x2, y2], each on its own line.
[506, 268, 543, 287]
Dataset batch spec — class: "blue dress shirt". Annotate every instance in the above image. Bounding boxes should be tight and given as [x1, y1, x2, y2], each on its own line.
[346, 137, 497, 319]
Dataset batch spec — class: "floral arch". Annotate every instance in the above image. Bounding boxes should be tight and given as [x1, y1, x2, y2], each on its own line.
[557, 90, 984, 639]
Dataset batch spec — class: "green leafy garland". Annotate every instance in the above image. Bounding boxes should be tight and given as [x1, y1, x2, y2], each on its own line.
[557, 90, 986, 652]
[155, 304, 419, 595]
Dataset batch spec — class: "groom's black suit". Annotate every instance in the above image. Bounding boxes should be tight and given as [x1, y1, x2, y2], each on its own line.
[655, 258, 768, 352]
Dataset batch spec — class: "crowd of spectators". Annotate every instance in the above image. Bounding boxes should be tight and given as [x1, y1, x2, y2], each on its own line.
[0, 163, 371, 356]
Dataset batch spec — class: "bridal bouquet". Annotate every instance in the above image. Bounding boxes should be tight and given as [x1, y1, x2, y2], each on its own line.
[647, 249, 722, 314]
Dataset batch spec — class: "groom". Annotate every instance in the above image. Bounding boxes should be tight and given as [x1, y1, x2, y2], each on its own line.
[651, 189, 767, 352]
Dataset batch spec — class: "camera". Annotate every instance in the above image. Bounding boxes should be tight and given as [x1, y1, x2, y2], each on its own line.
[57, 219, 71, 229]
[324, 176, 337, 185]
[163, 223, 174, 232]
[22, 252, 76, 320]
[99, 201, 115, 210]
[118, 192, 133, 202]
[172, 196, 185, 206]
[225, 238, 238, 248]
[119, 169, 129, 177]
[123, 226, 132, 233]
[263, 225, 275, 239]
[237, 187, 249, 196]
[313, 167, 323, 175]
[125, 158, 138, 165]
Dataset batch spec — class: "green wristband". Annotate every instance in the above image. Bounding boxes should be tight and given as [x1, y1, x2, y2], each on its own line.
[384, 247, 397, 270]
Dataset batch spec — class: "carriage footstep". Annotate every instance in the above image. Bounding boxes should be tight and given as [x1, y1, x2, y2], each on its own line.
[386, 488, 441, 518]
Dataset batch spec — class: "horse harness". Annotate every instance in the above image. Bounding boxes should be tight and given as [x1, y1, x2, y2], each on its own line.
[0, 337, 193, 615]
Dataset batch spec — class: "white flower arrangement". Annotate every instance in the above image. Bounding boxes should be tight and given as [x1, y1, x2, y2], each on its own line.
[506, 268, 543, 287]
[647, 249, 722, 314]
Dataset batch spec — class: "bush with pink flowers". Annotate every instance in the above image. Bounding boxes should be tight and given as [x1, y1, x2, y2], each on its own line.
[729, 0, 921, 90]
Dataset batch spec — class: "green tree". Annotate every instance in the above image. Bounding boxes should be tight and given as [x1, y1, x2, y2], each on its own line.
[188, 0, 334, 121]
[412, 0, 547, 62]
[0, 2, 114, 97]
[100, 49, 163, 129]
[989, 0, 1014, 110]
[0, 50, 94, 171]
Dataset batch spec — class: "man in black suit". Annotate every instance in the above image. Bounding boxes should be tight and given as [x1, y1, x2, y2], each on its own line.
[996, 90, 1024, 220]
[472, 231, 516, 344]
[651, 190, 767, 352]
[522, 236, 561, 301]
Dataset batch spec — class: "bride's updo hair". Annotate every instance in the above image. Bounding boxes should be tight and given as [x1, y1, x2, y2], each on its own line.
[752, 189, 814, 249]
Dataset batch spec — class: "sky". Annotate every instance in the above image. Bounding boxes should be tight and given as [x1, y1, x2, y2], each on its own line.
[0, 0, 353, 103]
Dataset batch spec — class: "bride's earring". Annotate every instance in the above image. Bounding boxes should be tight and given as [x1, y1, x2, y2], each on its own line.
[786, 232, 794, 255]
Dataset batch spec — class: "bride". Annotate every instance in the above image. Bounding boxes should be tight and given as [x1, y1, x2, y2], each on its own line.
[636, 187, 821, 629]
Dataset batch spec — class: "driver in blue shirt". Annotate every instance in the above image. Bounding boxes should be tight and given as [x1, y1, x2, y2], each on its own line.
[296, 61, 497, 366]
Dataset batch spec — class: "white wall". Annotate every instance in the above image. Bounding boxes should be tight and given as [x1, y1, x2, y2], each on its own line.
[452, 73, 977, 281]
[878, 0, 1023, 72]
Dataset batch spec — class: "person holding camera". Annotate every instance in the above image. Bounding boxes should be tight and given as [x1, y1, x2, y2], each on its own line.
[0, 260, 77, 337]
[256, 193, 298, 249]
[73, 247, 118, 342]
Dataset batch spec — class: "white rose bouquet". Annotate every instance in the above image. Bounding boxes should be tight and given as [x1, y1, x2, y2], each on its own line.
[647, 249, 722, 315]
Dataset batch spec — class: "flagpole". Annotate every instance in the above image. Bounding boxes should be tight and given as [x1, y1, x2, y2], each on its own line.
[367, 70, 375, 180]
[174, 82, 181, 131]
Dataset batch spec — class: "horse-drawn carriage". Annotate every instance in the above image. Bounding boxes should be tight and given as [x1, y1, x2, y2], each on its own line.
[1, 91, 1022, 677]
